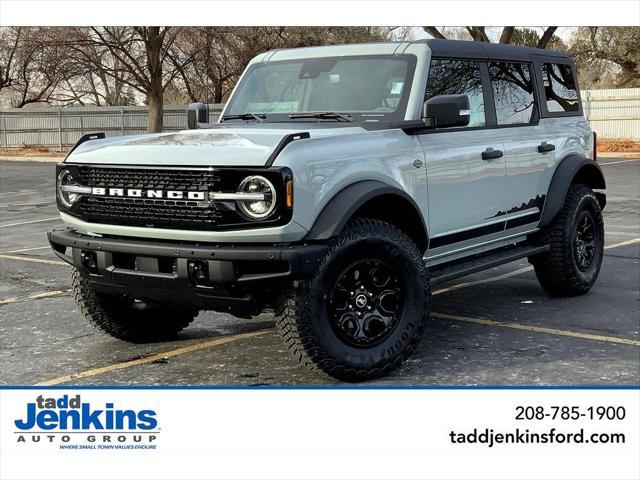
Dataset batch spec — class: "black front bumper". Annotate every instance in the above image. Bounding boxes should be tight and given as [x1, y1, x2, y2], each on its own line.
[48, 227, 326, 316]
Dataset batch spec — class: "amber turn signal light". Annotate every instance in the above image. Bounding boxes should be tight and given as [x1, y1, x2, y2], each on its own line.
[285, 180, 293, 208]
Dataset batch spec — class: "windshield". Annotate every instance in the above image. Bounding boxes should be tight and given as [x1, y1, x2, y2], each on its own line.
[224, 54, 416, 123]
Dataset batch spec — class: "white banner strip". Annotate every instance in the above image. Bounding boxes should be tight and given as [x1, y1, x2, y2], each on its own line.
[1, 388, 639, 480]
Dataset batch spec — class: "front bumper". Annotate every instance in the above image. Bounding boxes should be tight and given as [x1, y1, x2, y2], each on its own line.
[48, 227, 326, 315]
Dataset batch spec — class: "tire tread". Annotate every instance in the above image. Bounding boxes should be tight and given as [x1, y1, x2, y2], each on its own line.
[275, 218, 430, 382]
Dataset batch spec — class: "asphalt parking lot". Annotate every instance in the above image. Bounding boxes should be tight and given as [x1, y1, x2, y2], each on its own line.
[0, 158, 638, 386]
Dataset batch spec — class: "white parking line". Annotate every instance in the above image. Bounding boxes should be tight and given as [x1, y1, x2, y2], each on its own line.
[0, 216, 60, 228]
[0, 253, 66, 266]
[604, 237, 640, 250]
[605, 231, 640, 237]
[0, 289, 70, 305]
[0, 190, 38, 198]
[36, 329, 271, 386]
[433, 312, 640, 347]
[599, 158, 640, 166]
[0, 246, 51, 254]
[0, 201, 55, 208]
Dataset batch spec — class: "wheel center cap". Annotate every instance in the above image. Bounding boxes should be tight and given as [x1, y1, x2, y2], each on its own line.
[355, 294, 368, 308]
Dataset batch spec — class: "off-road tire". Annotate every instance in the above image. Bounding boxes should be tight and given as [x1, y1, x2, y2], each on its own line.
[530, 184, 604, 296]
[71, 268, 196, 343]
[275, 218, 430, 382]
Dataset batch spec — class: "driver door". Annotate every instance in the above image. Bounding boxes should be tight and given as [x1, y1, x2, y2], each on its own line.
[417, 58, 507, 252]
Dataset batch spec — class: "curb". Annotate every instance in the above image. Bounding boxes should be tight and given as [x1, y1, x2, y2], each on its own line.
[0, 156, 63, 163]
[598, 152, 640, 159]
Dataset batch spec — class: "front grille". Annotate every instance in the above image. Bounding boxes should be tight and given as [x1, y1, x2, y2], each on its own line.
[81, 196, 223, 228]
[75, 167, 227, 230]
[63, 165, 290, 231]
[76, 166, 218, 192]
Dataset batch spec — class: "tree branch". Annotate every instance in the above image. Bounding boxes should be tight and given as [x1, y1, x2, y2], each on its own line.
[499, 27, 515, 44]
[537, 27, 558, 48]
[422, 27, 446, 40]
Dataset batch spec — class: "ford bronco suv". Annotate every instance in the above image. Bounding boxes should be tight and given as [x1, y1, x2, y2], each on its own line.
[49, 39, 605, 381]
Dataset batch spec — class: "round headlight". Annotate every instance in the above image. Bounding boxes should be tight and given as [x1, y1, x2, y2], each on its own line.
[57, 169, 79, 209]
[237, 175, 277, 219]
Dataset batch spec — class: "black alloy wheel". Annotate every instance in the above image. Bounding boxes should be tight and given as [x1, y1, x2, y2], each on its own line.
[327, 259, 404, 348]
[574, 211, 596, 271]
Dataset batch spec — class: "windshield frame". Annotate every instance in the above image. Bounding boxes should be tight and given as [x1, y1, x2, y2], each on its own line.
[222, 54, 418, 124]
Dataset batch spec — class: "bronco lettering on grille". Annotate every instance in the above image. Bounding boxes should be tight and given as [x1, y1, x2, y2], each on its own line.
[90, 187, 206, 201]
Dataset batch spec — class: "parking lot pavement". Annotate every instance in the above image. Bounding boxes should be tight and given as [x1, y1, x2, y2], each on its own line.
[1, 158, 638, 386]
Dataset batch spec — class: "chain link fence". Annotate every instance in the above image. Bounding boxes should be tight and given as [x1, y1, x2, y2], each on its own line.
[1, 89, 638, 152]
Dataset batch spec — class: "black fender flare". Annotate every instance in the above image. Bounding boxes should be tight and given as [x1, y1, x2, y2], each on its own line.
[540, 155, 606, 227]
[305, 180, 428, 248]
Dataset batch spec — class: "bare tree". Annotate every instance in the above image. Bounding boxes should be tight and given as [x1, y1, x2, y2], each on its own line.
[67, 27, 196, 132]
[0, 27, 77, 107]
[0, 27, 21, 92]
[2, 26, 406, 115]
[571, 27, 640, 87]
[499, 27, 515, 44]
[171, 26, 394, 106]
[59, 30, 136, 107]
[423, 26, 560, 49]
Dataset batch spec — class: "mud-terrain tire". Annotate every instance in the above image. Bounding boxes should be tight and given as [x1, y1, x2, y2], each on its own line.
[71, 268, 196, 343]
[530, 184, 604, 296]
[275, 218, 430, 382]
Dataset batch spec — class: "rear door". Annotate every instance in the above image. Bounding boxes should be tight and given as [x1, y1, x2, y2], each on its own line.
[417, 58, 507, 249]
[489, 61, 556, 230]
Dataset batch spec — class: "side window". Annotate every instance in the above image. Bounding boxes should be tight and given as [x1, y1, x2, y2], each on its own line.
[425, 59, 485, 128]
[489, 62, 536, 125]
[542, 63, 579, 113]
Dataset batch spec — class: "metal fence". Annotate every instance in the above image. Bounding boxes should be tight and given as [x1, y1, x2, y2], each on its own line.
[0, 104, 224, 152]
[1, 89, 639, 152]
[582, 88, 640, 140]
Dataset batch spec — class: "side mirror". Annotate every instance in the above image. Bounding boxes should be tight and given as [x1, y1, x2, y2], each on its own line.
[422, 94, 470, 128]
[187, 102, 209, 129]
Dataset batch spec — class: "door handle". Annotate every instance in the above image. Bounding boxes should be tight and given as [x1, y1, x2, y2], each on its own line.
[482, 148, 503, 161]
[538, 142, 556, 153]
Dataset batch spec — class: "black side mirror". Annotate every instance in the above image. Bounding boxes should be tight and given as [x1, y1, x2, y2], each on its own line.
[187, 102, 209, 129]
[422, 94, 470, 128]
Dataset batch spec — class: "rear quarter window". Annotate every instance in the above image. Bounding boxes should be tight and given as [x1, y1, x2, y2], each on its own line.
[542, 63, 580, 113]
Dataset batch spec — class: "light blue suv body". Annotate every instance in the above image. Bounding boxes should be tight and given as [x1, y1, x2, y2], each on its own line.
[49, 40, 606, 381]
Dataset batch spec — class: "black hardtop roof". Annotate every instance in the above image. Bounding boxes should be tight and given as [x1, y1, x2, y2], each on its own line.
[417, 38, 570, 62]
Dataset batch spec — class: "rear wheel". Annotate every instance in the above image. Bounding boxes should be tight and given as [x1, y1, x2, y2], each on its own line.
[275, 218, 430, 382]
[71, 269, 197, 343]
[530, 184, 604, 296]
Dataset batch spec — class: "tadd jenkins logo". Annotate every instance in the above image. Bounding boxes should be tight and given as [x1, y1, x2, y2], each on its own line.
[13, 394, 159, 450]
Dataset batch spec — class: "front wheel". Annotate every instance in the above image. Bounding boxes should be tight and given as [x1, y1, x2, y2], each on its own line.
[530, 184, 604, 296]
[275, 218, 430, 382]
[71, 269, 197, 343]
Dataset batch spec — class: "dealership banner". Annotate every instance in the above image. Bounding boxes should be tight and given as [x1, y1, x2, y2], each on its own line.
[0, 387, 638, 480]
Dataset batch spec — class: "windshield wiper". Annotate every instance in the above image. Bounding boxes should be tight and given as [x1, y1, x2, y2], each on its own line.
[288, 112, 353, 122]
[221, 113, 266, 123]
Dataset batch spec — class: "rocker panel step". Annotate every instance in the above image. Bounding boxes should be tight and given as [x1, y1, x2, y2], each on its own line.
[429, 244, 549, 286]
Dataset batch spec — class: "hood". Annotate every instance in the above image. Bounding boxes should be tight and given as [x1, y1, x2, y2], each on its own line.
[66, 124, 365, 167]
